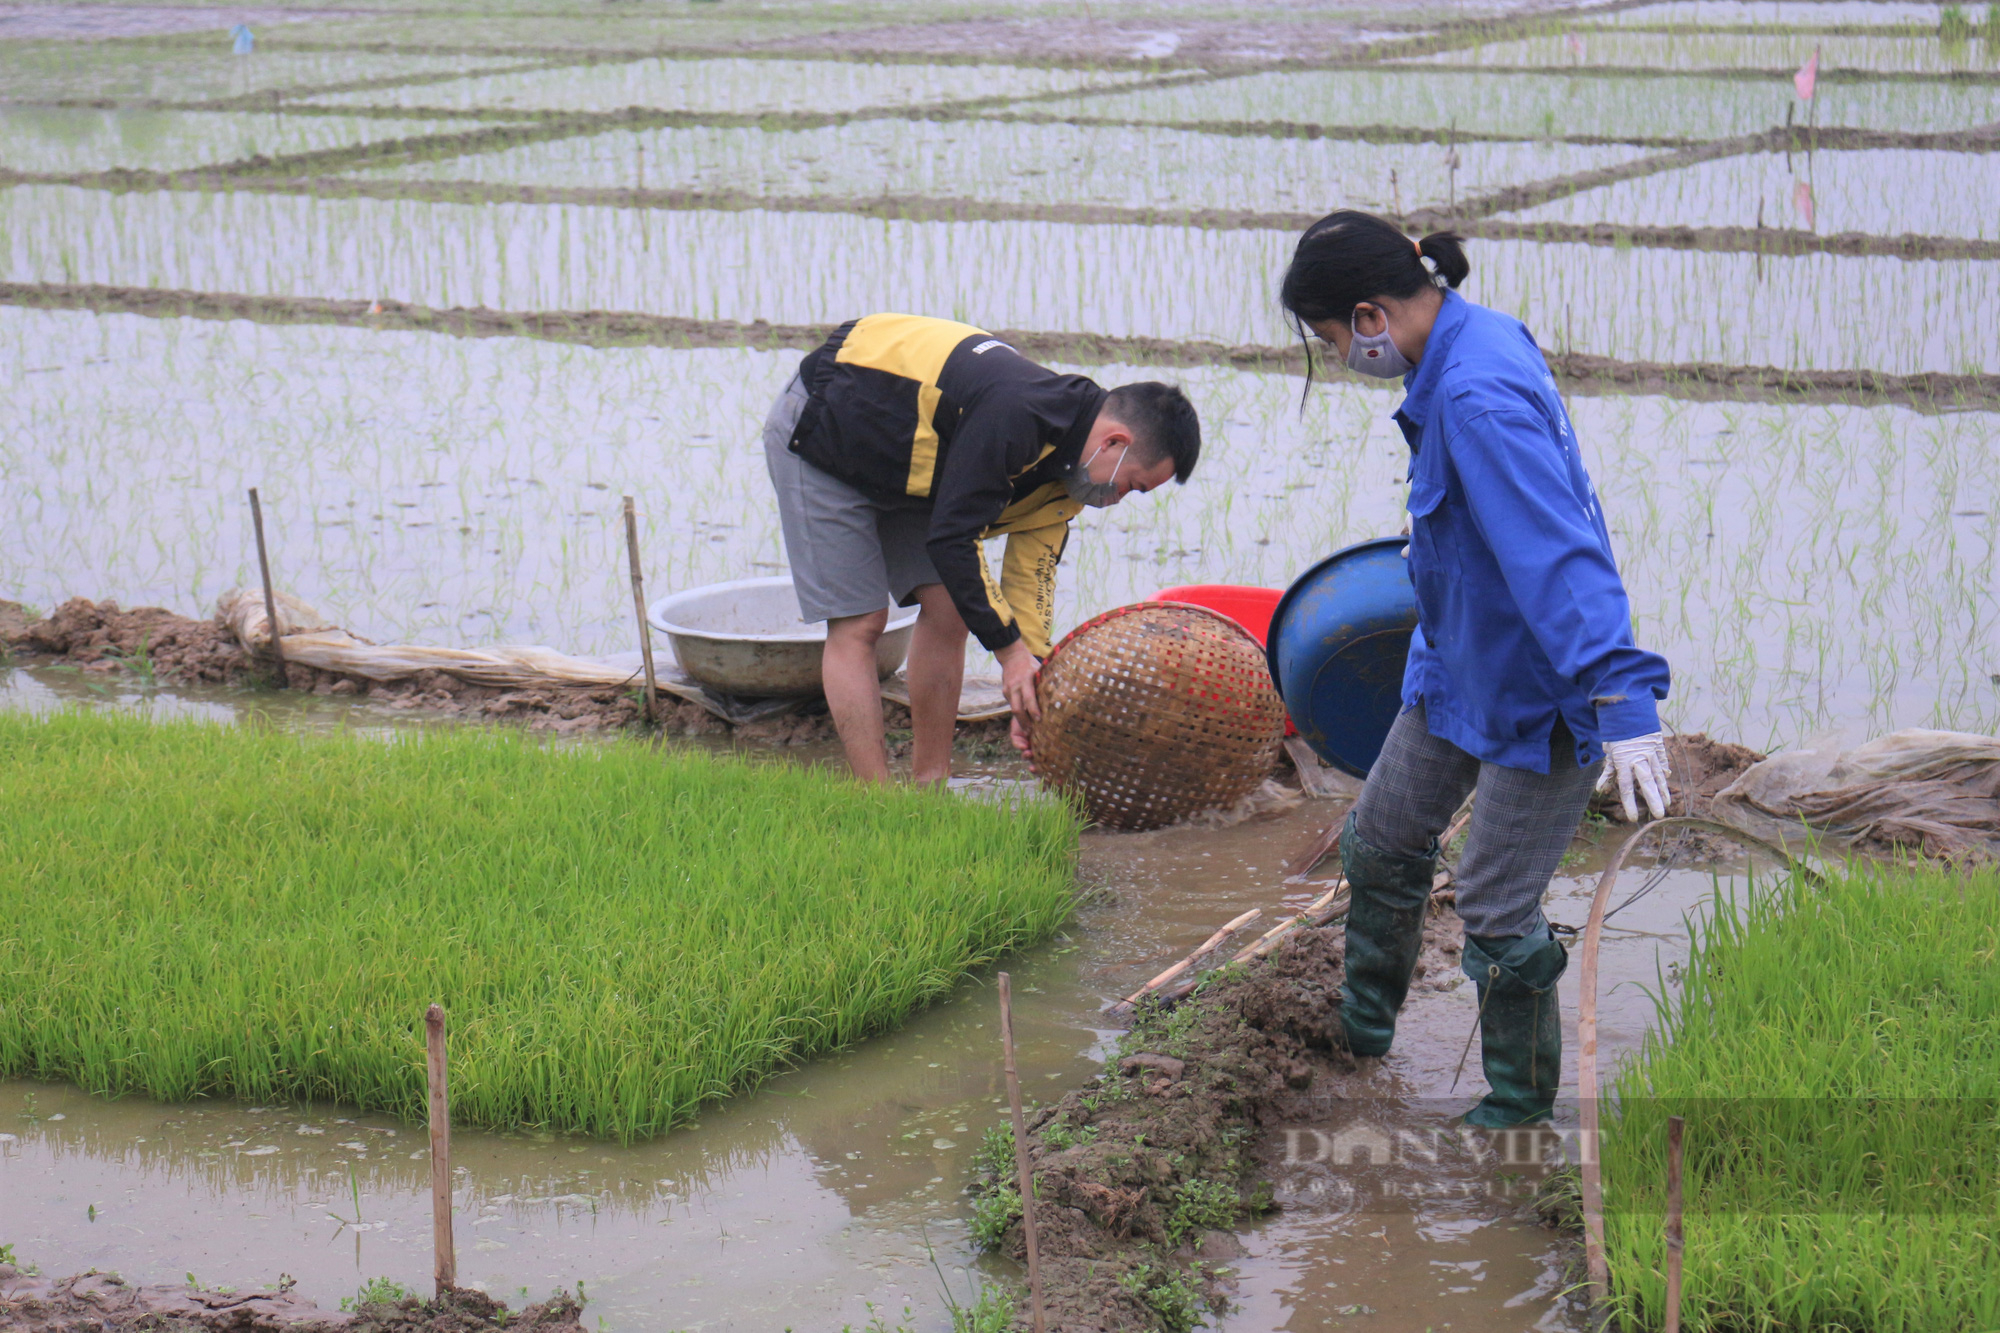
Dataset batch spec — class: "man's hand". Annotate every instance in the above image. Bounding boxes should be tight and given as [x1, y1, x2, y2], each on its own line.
[997, 639, 1041, 727]
[1595, 732, 1672, 822]
[1010, 714, 1035, 768]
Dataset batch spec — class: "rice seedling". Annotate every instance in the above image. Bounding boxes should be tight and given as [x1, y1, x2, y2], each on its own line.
[0, 709, 1081, 1139]
[301, 56, 1147, 116]
[1598, 861, 2000, 1330]
[1500, 146, 2000, 240]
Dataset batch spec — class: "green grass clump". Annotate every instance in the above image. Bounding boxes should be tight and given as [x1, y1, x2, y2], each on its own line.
[0, 711, 1079, 1140]
[1601, 863, 2000, 1331]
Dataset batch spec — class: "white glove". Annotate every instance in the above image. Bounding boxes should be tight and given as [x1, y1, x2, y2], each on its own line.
[1596, 732, 1672, 823]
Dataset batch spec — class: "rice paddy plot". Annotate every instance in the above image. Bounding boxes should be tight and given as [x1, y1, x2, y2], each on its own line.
[257, 12, 889, 53]
[0, 107, 510, 175]
[0, 45, 535, 106]
[1405, 29, 2000, 74]
[15, 185, 1994, 373]
[300, 55, 1149, 116]
[353, 117, 1650, 218]
[1459, 235, 1999, 374]
[1, 307, 797, 657]
[0, 184, 1300, 346]
[1580, 394, 2000, 746]
[1600, 1, 1967, 28]
[0, 709, 1082, 1140]
[1501, 147, 2000, 240]
[1013, 67, 2000, 141]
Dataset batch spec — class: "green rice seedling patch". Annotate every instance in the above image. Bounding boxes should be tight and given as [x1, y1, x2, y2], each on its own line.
[1599, 862, 2000, 1330]
[12, 186, 1995, 372]
[1011, 68, 2000, 141]
[0, 709, 1080, 1139]
[0, 44, 533, 106]
[1404, 29, 1999, 74]
[1602, 1, 1960, 28]
[1501, 146, 2000, 239]
[0, 107, 510, 175]
[354, 118, 1649, 217]
[299, 56, 1147, 116]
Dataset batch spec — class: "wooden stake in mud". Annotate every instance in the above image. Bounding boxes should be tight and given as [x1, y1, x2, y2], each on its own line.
[246, 487, 286, 686]
[996, 973, 1046, 1333]
[1664, 1114, 1686, 1333]
[424, 1003, 456, 1294]
[622, 496, 660, 725]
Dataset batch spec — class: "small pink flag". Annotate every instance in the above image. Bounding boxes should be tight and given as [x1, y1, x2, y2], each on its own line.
[1793, 180, 1815, 227]
[1794, 46, 1820, 99]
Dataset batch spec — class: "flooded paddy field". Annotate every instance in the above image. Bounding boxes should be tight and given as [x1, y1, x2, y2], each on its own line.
[4, 0, 1997, 1326]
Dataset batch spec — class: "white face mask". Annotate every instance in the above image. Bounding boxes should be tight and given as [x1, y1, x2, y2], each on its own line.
[1345, 308, 1413, 379]
[1063, 441, 1128, 508]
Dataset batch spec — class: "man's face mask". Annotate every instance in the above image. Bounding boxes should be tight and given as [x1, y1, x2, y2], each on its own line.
[1345, 306, 1412, 379]
[1063, 441, 1129, 508]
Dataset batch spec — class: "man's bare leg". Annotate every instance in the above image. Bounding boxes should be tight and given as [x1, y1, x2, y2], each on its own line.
[823, 609, 891, 783]
[907, 584, 968, 784]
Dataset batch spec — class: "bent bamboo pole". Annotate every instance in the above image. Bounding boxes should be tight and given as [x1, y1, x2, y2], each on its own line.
[1107, 908, 1262, 1018]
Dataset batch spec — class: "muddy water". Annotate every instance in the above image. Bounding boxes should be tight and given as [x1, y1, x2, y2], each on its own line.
[0, 687, 1746, 1330]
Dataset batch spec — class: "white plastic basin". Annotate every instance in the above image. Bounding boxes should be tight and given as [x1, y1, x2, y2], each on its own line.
[647, 576, 919, 696]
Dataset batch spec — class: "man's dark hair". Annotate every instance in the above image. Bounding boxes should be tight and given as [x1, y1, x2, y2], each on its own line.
[1103, 382, 1200, 484]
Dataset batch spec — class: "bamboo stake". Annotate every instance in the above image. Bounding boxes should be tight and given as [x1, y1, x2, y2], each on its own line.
[1664, 1114, 1685, 1333]
[247, 487, 286, 686]
[622, 496, 659, 725]
[1108, 908, 1262, 1018]
[996, 973, 1045, 1333]
[424, 1004, 456, 1294]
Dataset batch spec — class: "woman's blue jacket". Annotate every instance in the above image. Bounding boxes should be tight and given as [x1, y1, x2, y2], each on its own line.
[1393, 290, 1670, 773]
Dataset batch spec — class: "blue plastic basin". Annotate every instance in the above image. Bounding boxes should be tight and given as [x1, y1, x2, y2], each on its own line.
[1265, 536, 1419, 778]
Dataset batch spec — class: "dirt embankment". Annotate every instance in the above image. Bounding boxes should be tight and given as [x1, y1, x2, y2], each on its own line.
[975, 908, 1465, 1331]
[0, 1270, 582, 1333]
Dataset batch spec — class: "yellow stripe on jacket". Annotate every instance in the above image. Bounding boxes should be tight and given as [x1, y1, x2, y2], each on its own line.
[979, 482, 1082, 659]
[832, 313, 984, 496]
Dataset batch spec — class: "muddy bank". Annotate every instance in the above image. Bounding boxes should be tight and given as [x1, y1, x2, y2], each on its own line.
[0, 597, 1017, 749]
[0, 1266, 582, 1333]
[8, 281, 1995, 413]
[975, 906, 1470, 1331]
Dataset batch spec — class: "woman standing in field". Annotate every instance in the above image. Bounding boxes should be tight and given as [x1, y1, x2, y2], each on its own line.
[1279, 211, 1672, 1127]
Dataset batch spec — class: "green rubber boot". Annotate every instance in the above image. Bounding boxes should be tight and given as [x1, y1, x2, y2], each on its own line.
[1461, 926, 1569, 1128]
[1338, 811, 1438, 1058]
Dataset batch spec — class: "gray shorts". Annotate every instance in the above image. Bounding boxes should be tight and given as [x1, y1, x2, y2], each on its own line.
[762, 373, 942, 623]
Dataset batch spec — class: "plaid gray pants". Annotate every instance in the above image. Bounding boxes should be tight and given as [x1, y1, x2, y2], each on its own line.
[1351, 703, 1603, 938]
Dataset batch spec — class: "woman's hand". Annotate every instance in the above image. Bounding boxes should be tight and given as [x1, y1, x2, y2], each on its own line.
[1596, 733, 1672, 822]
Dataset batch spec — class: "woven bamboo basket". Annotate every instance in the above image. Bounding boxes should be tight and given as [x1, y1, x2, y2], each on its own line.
[1029, 602, 1287, 831]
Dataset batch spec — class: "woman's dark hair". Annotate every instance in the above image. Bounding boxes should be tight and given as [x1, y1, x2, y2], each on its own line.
[1279, 210, 1470, 396]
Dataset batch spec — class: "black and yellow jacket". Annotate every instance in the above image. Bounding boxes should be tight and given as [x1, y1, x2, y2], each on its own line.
[789, 313, 1107, 658]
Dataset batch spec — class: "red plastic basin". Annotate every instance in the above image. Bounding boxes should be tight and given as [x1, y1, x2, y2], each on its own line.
[1147, 584, 1285, 647]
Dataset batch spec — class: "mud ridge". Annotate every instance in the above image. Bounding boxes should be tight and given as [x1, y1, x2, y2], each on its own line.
[8, 281, 1995, 411]
[0, 1268, 582, 1333]
[0, 596, 1006, 748]
[973, 909, 1469, 1331]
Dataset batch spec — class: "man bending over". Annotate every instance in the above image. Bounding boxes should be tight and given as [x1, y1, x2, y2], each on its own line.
[764, 312, 1201, 782]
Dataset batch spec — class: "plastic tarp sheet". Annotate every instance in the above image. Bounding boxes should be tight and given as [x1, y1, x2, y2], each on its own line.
[218, 589, 1011, 724]
[1711, 728, 2000, 864]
